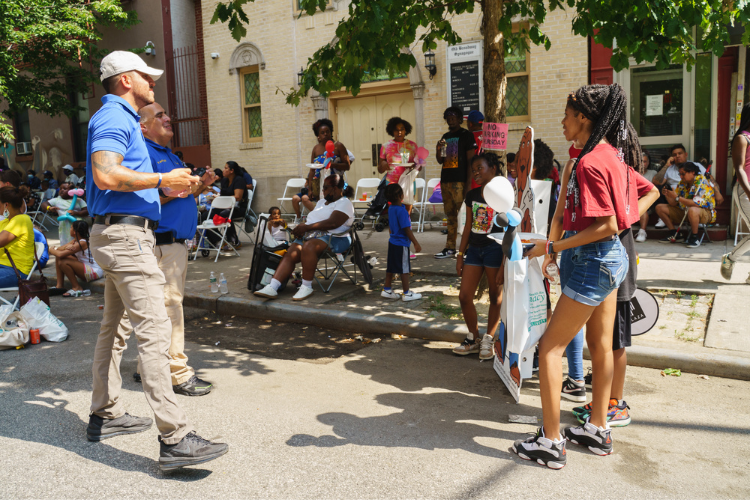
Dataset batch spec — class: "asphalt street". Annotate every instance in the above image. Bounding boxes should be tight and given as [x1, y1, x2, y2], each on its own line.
[1, 295, 748, 499]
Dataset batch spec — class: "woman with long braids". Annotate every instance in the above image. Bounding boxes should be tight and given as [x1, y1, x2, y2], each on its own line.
[721, 103, 750, 284]
[513, 84, 643, 469]
[49, 220, 103, 297]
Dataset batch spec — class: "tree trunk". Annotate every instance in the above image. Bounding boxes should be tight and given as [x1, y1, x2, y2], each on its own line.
[476, 0, 506, 301]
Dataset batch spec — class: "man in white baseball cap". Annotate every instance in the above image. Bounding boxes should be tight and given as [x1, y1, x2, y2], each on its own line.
[100, 50, 164, 82]
[62, 164, 79, 187]
[84, 50, 227, 471]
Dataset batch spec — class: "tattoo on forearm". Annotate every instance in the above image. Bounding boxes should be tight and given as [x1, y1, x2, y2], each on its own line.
[91, 150, 157, 192]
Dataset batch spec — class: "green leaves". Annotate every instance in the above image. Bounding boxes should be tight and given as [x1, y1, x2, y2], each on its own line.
[0, 0, 138, 141]
[214, 0, 750, 106]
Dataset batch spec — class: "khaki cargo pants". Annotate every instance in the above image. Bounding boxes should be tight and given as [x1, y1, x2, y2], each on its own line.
[89, 223, 191, 445]
[442, 181, 466, 250]
[122, 241, 194, 386]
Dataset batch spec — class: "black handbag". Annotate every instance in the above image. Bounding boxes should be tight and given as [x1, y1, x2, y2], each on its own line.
[5, 247, 49, 307]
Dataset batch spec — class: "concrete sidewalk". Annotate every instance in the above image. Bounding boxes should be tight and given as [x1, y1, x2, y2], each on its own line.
[69, 223, 750, 380]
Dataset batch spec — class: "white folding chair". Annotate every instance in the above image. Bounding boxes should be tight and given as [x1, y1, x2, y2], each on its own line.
[0, 241, 46, 309]
[735, 194, 750, 246]
[193, 196, 240, 262]
[28, 193, 59, 232]
[352, 178, 382, 221]
[418, 178, 442, 232]
[410, 177, 426, 229]
[277, 178, 307, 221]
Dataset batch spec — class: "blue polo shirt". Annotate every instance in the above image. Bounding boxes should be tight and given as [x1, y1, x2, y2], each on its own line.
[86, 95, 161, 221]
[145, 138, 198, 239]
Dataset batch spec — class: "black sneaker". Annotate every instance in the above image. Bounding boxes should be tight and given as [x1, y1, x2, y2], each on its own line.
[512, 427, 567, 470]
[173, 375, 213, 397]
[434, 248, 456, 259]
[564, 420, 613, 456]
[87, 412, 153, 442]
[440, 229, 448, 235]
[133, 372, 141, 383]
[659, 235, 677, 243]
[561, 376, 587, 402]
[159, 431, 229, 471]
[685, 234, 701, 248]
[583, 368, 592, 388]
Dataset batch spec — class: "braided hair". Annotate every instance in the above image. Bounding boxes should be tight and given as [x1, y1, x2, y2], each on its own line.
[71, 220, 92, 264]
[566, 84, 643, 209]
[470, 151, 504, 176]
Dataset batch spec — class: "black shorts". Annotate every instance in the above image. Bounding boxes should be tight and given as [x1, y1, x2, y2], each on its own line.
[386, 242, 410, 275]
[613, 300, 632, 350]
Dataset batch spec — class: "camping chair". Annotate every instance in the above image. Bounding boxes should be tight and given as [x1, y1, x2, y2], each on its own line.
[277, 178, 307, 222]
[314, 224, 372, 293]
[0, 241, 46, 309]
[193, 196, 240, 262]
[234, 182, 258, 244]
[418, 178, 442, 232]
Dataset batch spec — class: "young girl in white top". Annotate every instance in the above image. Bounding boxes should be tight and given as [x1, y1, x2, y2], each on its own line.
[49, 220, 103, 297]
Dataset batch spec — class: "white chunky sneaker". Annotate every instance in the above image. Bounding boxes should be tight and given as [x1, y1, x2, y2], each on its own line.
[292, 285, 314, 301]
[479, 333, 495, 360]
[254, 284, 278, 299]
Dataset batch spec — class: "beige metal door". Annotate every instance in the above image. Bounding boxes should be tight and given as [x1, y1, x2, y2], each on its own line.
[336, 92, 416, 188]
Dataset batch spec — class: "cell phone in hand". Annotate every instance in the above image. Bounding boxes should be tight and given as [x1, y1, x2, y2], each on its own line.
[192, 166, 206, 177]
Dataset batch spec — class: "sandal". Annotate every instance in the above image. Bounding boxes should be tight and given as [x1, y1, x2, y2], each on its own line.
[63, 289, 91, 298]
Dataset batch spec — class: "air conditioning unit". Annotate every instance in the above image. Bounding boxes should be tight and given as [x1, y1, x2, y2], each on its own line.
[16, 142, 32, 155]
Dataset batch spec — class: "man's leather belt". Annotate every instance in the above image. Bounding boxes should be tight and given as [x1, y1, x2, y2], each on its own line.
[155, 232, 187, 246]
[94, 215, 158, 231]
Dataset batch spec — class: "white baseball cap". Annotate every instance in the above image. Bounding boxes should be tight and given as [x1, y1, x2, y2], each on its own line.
[100, 51, 163, 81]
[62, 164, 74, 172]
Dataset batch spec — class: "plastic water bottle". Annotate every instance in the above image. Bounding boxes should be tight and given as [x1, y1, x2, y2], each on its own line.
[546, 263, 562, 297]
[219, 273, 228, 294]
[209, 271, 218, 293]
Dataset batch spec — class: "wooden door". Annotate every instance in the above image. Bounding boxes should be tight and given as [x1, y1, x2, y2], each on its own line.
[336, 92, 416, 189]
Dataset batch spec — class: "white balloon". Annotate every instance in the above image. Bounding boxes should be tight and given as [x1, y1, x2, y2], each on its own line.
[483, 176, 515, 214]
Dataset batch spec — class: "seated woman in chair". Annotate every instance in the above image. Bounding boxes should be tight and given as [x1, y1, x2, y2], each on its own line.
[206, 161, 248, 249]
[255, 174, 354, 301]
[0, 186, 36, 288]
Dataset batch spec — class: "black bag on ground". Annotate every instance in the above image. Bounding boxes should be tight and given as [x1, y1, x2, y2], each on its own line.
[247, 215, 288, 293]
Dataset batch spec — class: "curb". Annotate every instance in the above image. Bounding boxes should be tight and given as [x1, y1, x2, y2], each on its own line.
[87, 282, 750, 382]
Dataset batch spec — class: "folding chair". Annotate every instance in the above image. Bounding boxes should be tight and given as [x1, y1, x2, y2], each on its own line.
[193, 196, 240, 262]
[277, 178, 307, 221]
[735, 194, 750, 246]
[234, 183, 259, 244]
[418, 178, 442, 232]
[27, 193, 59, 232]
[0, 242, 46, 309]
[410, 177, 426, 230]
[352, 178, 382, 222]
[313, 225, 370, 293]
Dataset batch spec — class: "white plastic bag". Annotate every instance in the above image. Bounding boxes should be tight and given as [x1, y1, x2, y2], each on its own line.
[20, 297, 68, 342]
[524, 256, 547, 352]
[502, 258, 529, 353]
[0, 307, 29, 350]
[398, 168, 420, 205]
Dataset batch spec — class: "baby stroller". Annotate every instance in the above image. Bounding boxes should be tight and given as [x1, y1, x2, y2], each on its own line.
[247, 215, 290, 293]
[361, 176, 390, 232]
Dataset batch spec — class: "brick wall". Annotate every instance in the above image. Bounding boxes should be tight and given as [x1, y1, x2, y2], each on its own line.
[201, 1, 588, 210]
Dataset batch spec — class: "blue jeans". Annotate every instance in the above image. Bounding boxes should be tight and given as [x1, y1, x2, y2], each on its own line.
[0, 264, 26, 288]
[560, 232, 584, 380]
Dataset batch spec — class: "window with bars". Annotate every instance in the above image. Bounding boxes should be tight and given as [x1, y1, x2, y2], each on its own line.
[506, 43, 530, 121]
[240, 65, 262, 142]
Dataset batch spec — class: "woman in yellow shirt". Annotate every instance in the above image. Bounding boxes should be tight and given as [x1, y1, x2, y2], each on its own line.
[0, 186, 36, 287]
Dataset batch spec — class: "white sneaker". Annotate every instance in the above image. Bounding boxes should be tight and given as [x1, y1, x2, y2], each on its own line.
[635, 228, 647, 242]
[655, 219, 666, 228]
[381, 289, 400, 299]
[292, 285, 314, 301]
[254, 284, 278, 299]
[402, 291, 422, 302]
[479, 333, 495, 360]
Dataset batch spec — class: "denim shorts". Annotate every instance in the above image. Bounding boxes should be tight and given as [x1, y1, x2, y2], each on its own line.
[464, 242, 504, 268]
[292, 234, 351, 254]
[559, 231, 628, 306]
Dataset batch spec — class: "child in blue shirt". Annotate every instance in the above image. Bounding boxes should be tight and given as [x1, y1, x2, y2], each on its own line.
[382, 183, 422, 301]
